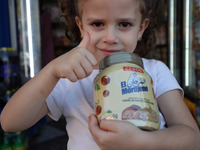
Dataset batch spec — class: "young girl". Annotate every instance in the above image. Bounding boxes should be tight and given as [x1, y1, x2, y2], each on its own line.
[1, 0, 200, 149]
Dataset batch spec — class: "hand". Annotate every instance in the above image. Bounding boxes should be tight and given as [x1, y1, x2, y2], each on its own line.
[88, 114, 148, 150]
[50, 32, 97, 82]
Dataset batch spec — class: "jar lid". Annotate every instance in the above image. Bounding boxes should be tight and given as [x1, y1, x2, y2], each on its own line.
[99, 52, 143, 70]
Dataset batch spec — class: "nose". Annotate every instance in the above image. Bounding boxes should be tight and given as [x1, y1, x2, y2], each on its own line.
[103, 27, 119, 44]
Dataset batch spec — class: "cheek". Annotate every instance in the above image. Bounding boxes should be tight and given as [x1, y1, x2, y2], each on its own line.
[123, 38, 138, 53]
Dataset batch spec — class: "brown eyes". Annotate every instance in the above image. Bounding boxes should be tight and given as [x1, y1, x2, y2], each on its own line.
[119, 22, 132, 28]
[90, 22, 133, 30]
[91, 22, 104, 27]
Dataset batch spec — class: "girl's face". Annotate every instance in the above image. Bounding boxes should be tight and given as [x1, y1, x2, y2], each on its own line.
[76, 0, 149, 68]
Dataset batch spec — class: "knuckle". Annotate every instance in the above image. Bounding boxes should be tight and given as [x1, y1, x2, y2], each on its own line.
[69, 77, 78, 82]
[59, 69, 78, 82]
[59, 69, 70, 78]
[77, 72, 86, 79]
[85, 67, 93, 76]
[68, 74, 78, 82]
[70, 49, 83, 60]
[99, 119, 107, 128]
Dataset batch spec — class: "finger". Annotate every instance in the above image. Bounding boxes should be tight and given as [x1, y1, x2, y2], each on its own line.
[80, 58, 93, 76]
[65, 70, 79, 82]
[100, 119, 128, 133]
[78, 32, 97, 67]
[88, 114, 106, 140]
[72, 62, 87, 79]
[78, 32, 90, 49]
[88, 114, 100, 134]
[83, 50, 97, 67]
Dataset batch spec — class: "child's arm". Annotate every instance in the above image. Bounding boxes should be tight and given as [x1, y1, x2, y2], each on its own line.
[0, 32, 96, 132]
[88, 89, 200, 150]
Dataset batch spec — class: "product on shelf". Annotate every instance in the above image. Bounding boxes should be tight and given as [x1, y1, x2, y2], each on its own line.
[0, 132, 28, 150]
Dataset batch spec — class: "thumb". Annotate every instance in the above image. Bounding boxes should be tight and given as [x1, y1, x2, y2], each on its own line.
[100, 119, 124, 132]
[88, 114, 106, 141]
[88, 114, 101, 134]
[78, 32, 91, 49]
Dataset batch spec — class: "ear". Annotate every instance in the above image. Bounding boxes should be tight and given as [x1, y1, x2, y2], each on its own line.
[75, 16, 84, 37]
[138, 18, 149, 40]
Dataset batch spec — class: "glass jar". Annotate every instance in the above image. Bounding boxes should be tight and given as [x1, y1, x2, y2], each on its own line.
[94, 52, 161, 130]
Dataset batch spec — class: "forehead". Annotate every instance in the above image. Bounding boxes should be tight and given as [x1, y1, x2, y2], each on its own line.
[79, 0, 141, 19]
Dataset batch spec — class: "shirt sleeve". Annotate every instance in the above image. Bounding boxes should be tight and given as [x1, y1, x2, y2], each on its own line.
[46, 79, 66, 121]
[143, 59, 184, 99]
[46, 94, 62, 121]
[154, 60, 184, 98]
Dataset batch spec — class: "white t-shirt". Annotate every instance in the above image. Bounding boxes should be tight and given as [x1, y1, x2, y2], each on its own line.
[46, 58, 183, 150]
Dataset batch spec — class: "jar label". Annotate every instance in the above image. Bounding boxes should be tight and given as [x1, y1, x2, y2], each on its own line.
[94, 63, 161, 130]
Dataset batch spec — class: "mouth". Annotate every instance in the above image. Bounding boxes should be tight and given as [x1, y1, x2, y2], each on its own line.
[100, 49, 121, 56]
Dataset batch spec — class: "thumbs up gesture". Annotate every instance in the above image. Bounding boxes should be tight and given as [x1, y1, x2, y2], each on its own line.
[50, 32, 97, 82]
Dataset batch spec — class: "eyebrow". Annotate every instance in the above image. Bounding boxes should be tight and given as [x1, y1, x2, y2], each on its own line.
[86, 17, 137, 23]
[118, 18, 137, 22]
[86, 18, 104, 22]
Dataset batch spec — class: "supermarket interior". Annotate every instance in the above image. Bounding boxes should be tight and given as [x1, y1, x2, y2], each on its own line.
[0, 0, 200, 149]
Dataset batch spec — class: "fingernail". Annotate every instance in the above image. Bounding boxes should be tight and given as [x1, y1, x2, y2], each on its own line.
[90, 114, 97, 119]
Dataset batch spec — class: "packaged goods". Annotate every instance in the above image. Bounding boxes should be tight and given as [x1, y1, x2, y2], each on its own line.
[94, 52, 161, 130]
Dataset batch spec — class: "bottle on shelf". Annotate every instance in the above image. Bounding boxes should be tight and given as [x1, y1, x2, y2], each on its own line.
[0, 132, 12, 150]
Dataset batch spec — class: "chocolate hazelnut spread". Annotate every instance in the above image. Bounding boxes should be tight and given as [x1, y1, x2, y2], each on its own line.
[94, 52, 161, 130]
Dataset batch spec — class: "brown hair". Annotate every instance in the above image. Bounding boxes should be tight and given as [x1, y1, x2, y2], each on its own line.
[135, 0, 162, 57]
[58, 0, 162, 57]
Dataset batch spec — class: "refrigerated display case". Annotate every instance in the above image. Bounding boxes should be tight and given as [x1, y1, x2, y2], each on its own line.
[16, 0, 42, 80]
[145, 0, 200, 123]
[168, 0, 183, 83]
[182, 0, 200, 125]
[0, 0, 47, 143]
[13, 3, 45, 136]
[145, 0, 182, 83]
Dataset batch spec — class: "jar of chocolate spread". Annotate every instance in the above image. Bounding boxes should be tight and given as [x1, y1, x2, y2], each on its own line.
[94, 52, 161, 131]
